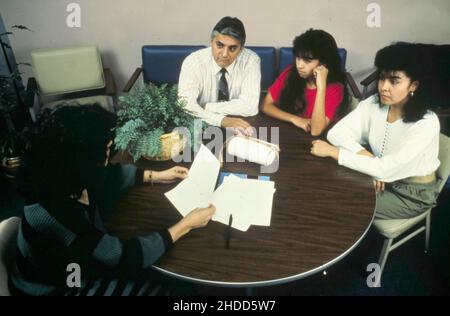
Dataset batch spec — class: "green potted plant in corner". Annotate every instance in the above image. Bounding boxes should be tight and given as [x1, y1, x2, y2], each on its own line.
[0, 24, 33, 178]
[0, 65, 31, 178]
[114, 83, 205, 161]
[0, 69, 31, 178]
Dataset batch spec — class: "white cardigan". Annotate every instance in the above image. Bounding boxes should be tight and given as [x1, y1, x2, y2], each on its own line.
[327, 95, 440, 182]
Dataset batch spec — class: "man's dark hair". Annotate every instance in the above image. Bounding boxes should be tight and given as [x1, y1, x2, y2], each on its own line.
[375, 43, 430, 122]
[211, 16, 246, 45]
[19, 104, 117, 205]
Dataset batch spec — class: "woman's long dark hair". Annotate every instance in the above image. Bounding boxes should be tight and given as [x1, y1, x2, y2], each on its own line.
[19, 104, 116, 206]
[375, 43, 429, 123]
[279, 29, 350, 118]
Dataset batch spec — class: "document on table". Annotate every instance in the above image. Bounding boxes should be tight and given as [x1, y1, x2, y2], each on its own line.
[165, 144, 276, 232]
[211, 175, 275, 231]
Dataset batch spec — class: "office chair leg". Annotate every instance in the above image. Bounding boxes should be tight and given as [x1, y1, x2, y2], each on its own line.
[108, 96, 116, 113]
[425, 212, 431, 253]
[29, 107, 37, 123]
[378, 238, 392, 280]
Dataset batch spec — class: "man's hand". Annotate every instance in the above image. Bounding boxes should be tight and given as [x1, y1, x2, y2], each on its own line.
[221, 117, 253, 136]
[290, 116, 311, 132]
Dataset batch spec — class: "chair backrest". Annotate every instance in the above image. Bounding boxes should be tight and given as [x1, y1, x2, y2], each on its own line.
[278, 47, 347, 74]
[141, 45, 206, 85]
[0, 217, 21, 296]
[349, 95, 360, 111]
[246, 46, 277, 91]
[31, 46, 105, 96]
[438, 133, 450, 192]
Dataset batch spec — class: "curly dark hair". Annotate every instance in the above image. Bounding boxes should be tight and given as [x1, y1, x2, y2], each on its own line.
[19, 104, 116, 205]
[279, 29, 350, 118]
[375, 43, 430, 123]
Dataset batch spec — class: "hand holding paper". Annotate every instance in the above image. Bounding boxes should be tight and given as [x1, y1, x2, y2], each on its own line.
[165, 144, 220, 216]
[165, 144, 276, 232]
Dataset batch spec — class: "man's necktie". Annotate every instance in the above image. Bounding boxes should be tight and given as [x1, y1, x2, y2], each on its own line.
[218, 68, 229, 102]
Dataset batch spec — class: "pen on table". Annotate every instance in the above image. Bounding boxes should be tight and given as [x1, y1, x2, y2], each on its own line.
[226, 214, 233, 249]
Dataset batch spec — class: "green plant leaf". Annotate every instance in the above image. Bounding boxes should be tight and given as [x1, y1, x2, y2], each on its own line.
[12, 25, 34, 32]
[114, 83, 206, 160]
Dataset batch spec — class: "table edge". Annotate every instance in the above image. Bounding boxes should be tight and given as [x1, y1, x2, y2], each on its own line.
[151, 211, 376, 288]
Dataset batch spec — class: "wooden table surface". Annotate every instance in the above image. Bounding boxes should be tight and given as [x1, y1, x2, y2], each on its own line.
[107, 114, 376, 287]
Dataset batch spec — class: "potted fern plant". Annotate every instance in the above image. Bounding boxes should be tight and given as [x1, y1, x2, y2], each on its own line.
[0, 24, 33, 178]
[114, 83, 205, 161]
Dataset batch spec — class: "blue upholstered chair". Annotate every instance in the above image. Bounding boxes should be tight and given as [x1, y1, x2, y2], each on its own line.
[124, 45, 277, 94]
[278, 47, 347, 73]
[246, 46, 277, 92]
[123, 45, 206, 92]
[277, 47, 361, 99]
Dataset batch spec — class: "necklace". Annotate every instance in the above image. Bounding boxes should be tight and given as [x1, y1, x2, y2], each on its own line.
[380, 121, 390, 157]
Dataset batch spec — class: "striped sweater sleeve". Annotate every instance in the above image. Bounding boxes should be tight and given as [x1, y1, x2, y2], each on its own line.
[15, 203, 174, 290]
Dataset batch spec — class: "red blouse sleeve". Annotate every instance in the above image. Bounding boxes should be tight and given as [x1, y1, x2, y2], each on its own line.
[324, 83, 344, 121]
[268, 66, 292, 104]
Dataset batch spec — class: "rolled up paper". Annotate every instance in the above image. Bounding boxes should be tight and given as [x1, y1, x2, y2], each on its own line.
[227, 136, 279, 166]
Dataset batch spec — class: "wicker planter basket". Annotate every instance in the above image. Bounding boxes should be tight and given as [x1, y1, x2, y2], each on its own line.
[1, 156, 22, 178]
[144, 131, 187, 161]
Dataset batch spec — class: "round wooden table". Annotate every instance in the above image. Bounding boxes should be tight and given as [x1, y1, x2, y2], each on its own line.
[107, 114, 376, 287]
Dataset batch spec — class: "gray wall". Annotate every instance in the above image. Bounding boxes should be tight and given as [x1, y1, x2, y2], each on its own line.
[1, 0, 449, 93]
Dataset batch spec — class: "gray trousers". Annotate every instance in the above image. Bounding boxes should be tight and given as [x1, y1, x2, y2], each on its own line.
[375, 178, 442, 220]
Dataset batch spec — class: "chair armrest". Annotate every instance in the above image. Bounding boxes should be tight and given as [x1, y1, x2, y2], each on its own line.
[123, 67, 143, 93]
[103, 68, 116, 95]
[24, 77, 38, 108]
[435, 108, 450, 118]
[26, 77, 38, 93]
[360, 70, 378, 87]
[345, 72, 362, 100]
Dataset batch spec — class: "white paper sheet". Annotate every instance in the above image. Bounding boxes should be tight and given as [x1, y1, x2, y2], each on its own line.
[210, 175, 252, 231]
[217, 175, 275, 227]
[165, 145, 276, 232]
[165, 144, 220, 216]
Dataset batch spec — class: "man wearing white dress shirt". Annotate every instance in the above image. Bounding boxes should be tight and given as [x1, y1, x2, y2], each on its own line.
[178, 17, 261, 136]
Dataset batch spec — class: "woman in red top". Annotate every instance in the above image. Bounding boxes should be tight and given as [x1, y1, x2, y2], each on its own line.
[262, 29, 350, 136]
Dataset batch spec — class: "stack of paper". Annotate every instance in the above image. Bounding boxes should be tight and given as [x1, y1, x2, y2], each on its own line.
[165, 145, 276, 232]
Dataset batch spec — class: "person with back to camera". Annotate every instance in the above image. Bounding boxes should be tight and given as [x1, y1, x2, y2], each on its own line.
[10, 104, 215, 295]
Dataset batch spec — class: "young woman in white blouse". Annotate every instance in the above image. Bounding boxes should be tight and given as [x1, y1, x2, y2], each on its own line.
[310, 43, 441, 219]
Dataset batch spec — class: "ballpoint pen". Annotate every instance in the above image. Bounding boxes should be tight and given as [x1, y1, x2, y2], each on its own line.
[226, 214, 233, 249]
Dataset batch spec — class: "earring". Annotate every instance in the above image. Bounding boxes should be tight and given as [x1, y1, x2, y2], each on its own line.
[410, 91, 415, 97]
